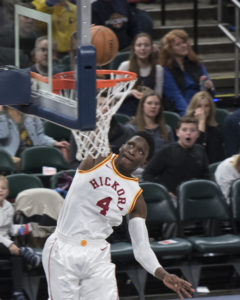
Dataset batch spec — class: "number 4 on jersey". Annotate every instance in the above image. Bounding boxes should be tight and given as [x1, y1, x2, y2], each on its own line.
[97, 197, 112, 216]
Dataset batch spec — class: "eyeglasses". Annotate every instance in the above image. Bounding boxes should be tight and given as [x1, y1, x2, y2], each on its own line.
[36, 47, 48, 52]
[36, 47, 57, 53]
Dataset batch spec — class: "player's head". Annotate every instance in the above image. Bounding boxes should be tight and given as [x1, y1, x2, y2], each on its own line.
[131, 131, 155, 161]
[117, 131, 154, 174]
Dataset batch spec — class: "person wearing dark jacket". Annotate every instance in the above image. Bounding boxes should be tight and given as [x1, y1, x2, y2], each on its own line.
[223, 109, 240, 157]
[143, 116, 209, 196]
[91, 0, 140, 51]
[185, 91, 225, 163]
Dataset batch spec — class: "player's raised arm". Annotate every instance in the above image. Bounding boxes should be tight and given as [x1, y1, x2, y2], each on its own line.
[129, 195, 195, 299]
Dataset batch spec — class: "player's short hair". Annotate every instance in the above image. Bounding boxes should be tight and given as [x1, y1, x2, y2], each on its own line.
[130, 131, 155, 161]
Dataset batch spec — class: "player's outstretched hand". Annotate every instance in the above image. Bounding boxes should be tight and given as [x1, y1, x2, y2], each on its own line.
[163, 273, 195, 300]
[155, 268, 195, 300]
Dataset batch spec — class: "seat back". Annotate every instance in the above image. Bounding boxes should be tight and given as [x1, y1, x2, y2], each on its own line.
[230, 178, 240, 232]
[44, 121, 71, 141]
[140, 182, 178, 238]
[20, 146, 69, 173]
[163, 111, 180, 136]
[108, 51, 130, 70]
[49, 169, 76, 189]
[178, 179, 229, 222]
[114, 113, 131, 125]
[0, 149, 16, 174]
[14, 188, 64, 248]
[6, 173, 43, 201]
[208, 161, 221, 181]
[215, 108, 229, 132]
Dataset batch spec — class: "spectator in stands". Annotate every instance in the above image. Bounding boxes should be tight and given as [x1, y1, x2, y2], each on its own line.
[30, 35, 61, 76]
[91, 0, 140, 51]
[215, 153, 240, 204]
[0, 106, 69, 165]
[32, 0, 77, 56]
[127, 1, 153, 34]
[124, 89, 175, 181]
[158, 29, 215, 116]
[125, 89, 175, 154]
[0, 175, 41, 300]
[58, 31, 77, 72]
[0, 0, 17, 27]
[223, 109, 240, 157]
[185, 91, 225, 163]
[117, 32, 164, 116]
[143, 116, 209, 198]
[0, 1, 39, 67]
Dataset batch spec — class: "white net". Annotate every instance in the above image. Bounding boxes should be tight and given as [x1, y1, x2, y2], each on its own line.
[72, 71, 136, 160]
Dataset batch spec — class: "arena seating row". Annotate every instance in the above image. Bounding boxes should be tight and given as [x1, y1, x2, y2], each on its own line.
[1, 178, 240, 298]
[112, 179, 240, 297]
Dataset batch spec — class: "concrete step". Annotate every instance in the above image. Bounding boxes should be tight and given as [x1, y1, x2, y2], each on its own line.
[196, 37, 234, 54]
[204, 57, 237, 73]
[152, 24, 227, 39]
[137, 0, 237, 95]
[148, 5, 217, 23]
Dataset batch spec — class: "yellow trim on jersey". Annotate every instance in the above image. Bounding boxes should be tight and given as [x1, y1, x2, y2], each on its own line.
[128, 188, 143, 214]
[78, 153, 113, 174]
[111, 155, 139, 182]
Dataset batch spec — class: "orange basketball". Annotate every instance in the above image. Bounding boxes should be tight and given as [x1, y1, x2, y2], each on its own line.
[91, 25, 119, 66]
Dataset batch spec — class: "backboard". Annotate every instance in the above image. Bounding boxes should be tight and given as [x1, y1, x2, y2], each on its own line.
[0, 0, 96, 130]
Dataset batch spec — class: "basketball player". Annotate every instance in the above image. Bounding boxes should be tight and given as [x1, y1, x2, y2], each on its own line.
[42, 131, 195, 300]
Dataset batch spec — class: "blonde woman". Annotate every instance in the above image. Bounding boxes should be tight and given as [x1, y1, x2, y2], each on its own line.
[158, 29, 215, 116]
[185, 91, 225, 163]
[215, 154, 240, 204]
[125, 89, 174, 155]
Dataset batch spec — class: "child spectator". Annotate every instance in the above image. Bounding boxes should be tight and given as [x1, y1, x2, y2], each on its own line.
[158, 29, 215, 116]
[143, 116, 209, 198]
[185, 91, 225, 163]
[0, 175, 40, 300]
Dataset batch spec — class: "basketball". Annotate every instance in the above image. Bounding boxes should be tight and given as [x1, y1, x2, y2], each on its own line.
[91, 25, 119, 66]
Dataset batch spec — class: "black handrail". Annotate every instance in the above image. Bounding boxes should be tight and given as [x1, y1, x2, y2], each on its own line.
[161, 0, 166, 26]
[193, 0, 199, 53]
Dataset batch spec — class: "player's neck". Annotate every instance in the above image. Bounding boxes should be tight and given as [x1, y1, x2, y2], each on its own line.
[114, 157, 134, 178]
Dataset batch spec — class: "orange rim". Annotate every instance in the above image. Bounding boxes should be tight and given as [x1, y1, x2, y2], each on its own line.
[30, 70, 137, 91]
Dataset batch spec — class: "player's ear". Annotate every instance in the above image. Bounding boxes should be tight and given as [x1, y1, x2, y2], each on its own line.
[140, 159, 148, 168]
[119, 144, 125, 152]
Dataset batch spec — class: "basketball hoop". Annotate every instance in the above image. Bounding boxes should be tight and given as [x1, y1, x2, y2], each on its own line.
[31, 70, 137, 160]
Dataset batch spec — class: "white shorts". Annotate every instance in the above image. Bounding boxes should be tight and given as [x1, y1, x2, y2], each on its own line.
[42, 231, 119, 300]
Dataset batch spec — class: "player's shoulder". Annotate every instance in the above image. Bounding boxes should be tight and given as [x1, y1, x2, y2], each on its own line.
[78, 153, 113, 171]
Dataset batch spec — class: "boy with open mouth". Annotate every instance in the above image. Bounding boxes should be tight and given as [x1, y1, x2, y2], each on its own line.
[143, 116, 209, 199]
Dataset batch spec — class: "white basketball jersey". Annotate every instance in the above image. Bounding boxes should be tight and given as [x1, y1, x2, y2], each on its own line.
[57, 153, 142, 239]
